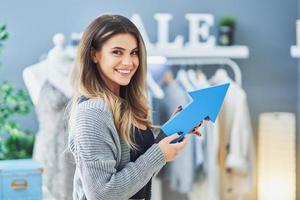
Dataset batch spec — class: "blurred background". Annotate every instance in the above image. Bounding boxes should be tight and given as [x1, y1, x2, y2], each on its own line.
[0, 0, 299, 200]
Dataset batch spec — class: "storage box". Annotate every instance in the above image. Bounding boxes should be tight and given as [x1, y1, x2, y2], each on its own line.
[0, 159, 43, 200]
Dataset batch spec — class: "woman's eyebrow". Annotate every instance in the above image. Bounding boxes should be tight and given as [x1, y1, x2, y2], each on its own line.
[111, 46, 125, 50]
[111, 46, 138, 51]
[131, 47, 139, 51]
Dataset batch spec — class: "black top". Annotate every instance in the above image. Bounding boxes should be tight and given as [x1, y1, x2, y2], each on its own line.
[129, 127, 155, 199]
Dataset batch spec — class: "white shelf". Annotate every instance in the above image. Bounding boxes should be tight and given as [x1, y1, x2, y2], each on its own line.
[290, 46, 300, 58]
[147, 45, 249, 59]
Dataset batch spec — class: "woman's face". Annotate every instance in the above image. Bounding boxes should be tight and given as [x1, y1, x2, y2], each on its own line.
[91, 33, 139, 94]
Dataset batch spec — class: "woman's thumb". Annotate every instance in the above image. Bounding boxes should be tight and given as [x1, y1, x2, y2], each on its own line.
[165, 133, 180, 143]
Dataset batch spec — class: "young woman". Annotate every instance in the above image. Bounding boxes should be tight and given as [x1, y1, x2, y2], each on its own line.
[68, 14, 202, 200]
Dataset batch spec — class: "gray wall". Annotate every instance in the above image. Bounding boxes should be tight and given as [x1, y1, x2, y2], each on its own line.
[0, 0, 299, 199]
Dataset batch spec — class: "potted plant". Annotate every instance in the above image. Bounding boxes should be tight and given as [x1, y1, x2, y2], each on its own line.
[0, 24, 34, 160]
[217, 16, 236, 46]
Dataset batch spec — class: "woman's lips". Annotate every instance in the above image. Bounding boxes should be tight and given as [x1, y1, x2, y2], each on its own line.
[116, 69, 131, 74]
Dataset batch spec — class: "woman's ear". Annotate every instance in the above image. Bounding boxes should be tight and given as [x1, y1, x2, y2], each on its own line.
[90, 48, 99, 64]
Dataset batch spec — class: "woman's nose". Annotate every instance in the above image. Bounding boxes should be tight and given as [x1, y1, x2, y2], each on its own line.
[122, 55, 133, 66]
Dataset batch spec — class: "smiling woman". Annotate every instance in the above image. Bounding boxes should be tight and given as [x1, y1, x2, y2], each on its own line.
[67, 14, 197, 200]
[90, 33, 140, 96]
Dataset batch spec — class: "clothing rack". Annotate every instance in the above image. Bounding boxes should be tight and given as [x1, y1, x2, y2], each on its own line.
[165, 57, 242, 87]
[148, 45, 249, 87]
[150, 55, 252, 200]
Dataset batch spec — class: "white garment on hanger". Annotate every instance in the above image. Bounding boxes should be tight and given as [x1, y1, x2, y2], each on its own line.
[210, 68, 233, 85]
[196, 69, 209, 87]
[191, 120, 220, 200]
[209, 69, 254, 198]
[176, 69, 194, 92]
[147, 70, 164, 99]
[187, 69, 199, 89]
[190, 74, 220, 200]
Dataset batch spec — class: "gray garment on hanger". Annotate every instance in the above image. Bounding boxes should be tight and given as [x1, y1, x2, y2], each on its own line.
[148, 90, 161, 126]
[159, 81, 195, 196]
[33, 81, 75, 200]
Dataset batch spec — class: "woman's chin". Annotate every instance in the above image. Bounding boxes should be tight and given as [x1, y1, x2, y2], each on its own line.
[118, 80, 131, 86]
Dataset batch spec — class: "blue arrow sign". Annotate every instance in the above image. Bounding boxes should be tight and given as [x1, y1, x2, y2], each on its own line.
[160, 83, 230, 143]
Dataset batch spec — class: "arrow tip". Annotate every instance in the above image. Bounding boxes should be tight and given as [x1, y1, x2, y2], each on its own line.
[188, 83, 230, 99]
[188, 83, 230, 122]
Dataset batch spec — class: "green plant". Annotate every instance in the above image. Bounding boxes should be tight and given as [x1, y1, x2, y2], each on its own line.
[219, 16, 236, 28]
[0, 24, 9, 52]
[0, 24, 34, 160]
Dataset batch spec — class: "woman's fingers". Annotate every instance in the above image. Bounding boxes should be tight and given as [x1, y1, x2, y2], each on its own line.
[172, 105, 183, 116]
[172, 136, 187, 149]
[164, 133, 180, 143]
[187, 120, 205, 136]
[171, 109, 208, 137]
[188, 126, 202, 136]
[197, 122, 202, 127]
[158, 133, 188, 162]
[194, 130, 201, 136]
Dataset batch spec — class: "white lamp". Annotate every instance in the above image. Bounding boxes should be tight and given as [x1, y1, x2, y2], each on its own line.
[257, 112, 296, 200]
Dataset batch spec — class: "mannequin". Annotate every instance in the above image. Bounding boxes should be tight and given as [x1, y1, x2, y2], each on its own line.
[23, 60, 47, 106]
[46, 33, 73, 99]
[23, 33, 75, 200]
[23, 33, 73, 104]
[65, 32, 82, 60]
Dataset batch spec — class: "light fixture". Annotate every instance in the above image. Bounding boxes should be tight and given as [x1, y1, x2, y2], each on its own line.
[257, 112, 296, 200]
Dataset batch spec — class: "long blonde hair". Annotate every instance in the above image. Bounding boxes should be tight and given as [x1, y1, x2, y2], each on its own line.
[68, 14, 153, 149]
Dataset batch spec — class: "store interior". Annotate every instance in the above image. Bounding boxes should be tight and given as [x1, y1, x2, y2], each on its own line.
[0, 0, 299, 200]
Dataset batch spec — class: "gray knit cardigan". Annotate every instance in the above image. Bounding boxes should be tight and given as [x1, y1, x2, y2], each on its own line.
[68, 99, 166, 200]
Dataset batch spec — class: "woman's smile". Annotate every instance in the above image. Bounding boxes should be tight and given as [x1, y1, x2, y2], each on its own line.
[115, 68, 132, 76]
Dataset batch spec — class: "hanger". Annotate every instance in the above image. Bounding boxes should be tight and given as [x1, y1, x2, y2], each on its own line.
[209, 68, 232, 85]
[166, 58, 242, 87]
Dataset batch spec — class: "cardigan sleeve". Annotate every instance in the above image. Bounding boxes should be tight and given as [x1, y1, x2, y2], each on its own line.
[69, 106, 166, 200]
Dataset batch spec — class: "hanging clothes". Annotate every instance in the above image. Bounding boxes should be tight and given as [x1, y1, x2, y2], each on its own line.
[176, 68, 194, 92]
[147, 70, 164, 126]
[156, 66, 253, 200]
[185, 69, 206, 171]
[159, 79, 194, 195]
[190, 70, 220, 200]
[210, 69, 254, 200]
[158, 69, 209, 200]
[177, 67, 208, 173]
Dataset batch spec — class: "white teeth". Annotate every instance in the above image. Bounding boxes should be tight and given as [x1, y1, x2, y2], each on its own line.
[117, 69, 131, 74]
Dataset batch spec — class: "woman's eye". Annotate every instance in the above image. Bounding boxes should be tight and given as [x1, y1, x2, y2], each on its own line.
[112, 50, 122, 55]
[131, 50, 139, 56]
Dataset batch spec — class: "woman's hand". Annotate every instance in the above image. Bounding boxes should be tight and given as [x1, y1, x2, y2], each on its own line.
[158, 133, 187, 162]
[158, 105, 210, 162]
[172, 105, 210, 137]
